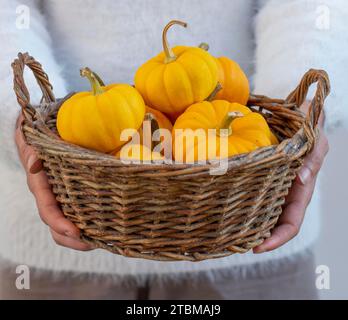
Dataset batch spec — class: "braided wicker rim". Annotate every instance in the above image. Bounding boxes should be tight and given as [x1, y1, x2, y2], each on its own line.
[12, 53, 330, 261]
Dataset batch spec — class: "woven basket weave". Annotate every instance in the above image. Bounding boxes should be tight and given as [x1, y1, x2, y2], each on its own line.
[12, 52, 330, 262]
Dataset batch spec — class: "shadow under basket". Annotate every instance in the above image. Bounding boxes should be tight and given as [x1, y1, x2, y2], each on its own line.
[12, 52, 330, 262]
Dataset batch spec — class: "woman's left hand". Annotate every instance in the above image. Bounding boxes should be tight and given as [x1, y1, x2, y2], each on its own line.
[15, 114, 92, 251]
[253, 102, 329, 254]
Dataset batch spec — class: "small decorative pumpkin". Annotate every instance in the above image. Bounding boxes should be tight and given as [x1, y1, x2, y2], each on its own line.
[140, 106, 173, 154]
[199, 43, 250, 105]
[173, 100, 278, 162]
[57, 68, 146, 153]
[135, 20, 219, 119]
[115, 113, 164, 161]
[145, 106, 173, 132]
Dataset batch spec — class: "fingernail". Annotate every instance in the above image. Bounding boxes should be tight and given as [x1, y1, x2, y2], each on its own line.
[29, 159, 43, 174]
[27, 154, 37, 172]
[254, 247, 266, 254]
[298, 166, 312, 185]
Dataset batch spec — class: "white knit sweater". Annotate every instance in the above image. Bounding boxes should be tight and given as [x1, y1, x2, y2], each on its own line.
[0, 0, 347, 282]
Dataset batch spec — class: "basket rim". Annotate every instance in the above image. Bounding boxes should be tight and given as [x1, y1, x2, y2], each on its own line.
[23, 93, 309, 173]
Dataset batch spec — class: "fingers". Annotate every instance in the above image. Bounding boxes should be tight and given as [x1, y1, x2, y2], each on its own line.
[50, 229, 92, 251]
[15, 114, 81, 240]
[253, 130, 328, 254]
[298, 129, 329, 185]
[15, 114, 43, 174]
[253, 224, 298, 254]
[27, 169, 81, 239]
[15, 116, 92, 251]
[253, 177, 316, 254]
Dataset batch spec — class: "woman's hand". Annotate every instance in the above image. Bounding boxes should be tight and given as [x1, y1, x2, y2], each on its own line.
[253, 102, 329, 254]
[15, 114, 92, 251]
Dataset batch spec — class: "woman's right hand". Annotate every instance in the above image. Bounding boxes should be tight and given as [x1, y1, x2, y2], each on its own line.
[15, 114, 92, 251]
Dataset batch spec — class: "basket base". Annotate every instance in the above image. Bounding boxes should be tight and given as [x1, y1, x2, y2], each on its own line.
[80, 230, 272, 262]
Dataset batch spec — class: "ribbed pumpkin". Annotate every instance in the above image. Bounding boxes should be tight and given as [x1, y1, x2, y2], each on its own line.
[57, 68, 146, 153]
[140, 106, 173, 154]
[135, 20, 218, 119]
[173, 100, 278, 162]
[115, 113, 164, 161]
[145, 106, 173, 132]
[199, 43, 250, 105]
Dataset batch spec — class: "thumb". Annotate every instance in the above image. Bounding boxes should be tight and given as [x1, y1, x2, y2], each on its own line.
[298, 131, 329, 186]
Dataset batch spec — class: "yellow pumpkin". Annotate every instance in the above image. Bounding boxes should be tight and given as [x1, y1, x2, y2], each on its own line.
[57, 67, 146, 153]
[115, 113, 164, 161]
[173, 100, 278, 162]
[135, 20, 219, 120]
[199, 43, 250, 105]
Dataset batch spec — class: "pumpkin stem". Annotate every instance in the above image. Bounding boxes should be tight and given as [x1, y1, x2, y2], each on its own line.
[198, 42, 210, 51]
[91, 71, 105, 87]
[217, 112, 244, 137]
[144, 113, 161, 151]
[80, 67, 104, 95]
[162, 20, 188, 64]
[206, 83, 223, 102]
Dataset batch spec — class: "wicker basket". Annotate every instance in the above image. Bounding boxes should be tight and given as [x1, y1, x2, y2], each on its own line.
[12, 52, 330, 262]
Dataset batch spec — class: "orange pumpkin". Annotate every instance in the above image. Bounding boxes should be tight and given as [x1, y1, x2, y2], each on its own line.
[215, 57, 250, 105]
[199, 43, 250, 105]
[138, 107, 172, 156]
[145, 106, 173, 132]
[173, 100, 278, 162]
[115, 113, 168, 162]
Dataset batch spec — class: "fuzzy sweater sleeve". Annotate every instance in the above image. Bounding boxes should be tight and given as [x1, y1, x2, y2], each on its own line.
[254, 0, 348, 131]
[0, 0, 67, 169]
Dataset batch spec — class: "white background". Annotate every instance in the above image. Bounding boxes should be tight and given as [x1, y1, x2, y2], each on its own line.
[316, 127, 348, 299]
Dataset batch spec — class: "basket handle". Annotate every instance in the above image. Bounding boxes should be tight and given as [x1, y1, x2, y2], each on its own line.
[286, 69, 330, 130]
[12, 52, 55, 121]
